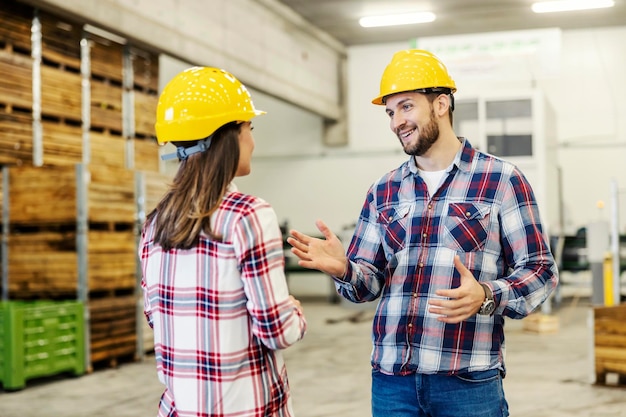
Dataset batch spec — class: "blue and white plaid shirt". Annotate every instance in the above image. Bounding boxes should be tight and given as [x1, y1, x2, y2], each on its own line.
[336, 138, 558, 376]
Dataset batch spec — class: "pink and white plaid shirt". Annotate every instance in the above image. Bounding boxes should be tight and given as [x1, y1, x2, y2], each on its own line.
[141, 184, 306, 417]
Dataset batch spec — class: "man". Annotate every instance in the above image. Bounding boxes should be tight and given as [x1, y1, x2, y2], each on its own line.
[287, 49, 558, 417]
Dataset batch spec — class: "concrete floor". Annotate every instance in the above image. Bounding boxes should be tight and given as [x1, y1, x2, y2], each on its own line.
[1, 296, 625, 417]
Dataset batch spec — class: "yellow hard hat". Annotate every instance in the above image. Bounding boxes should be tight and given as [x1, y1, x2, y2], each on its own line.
[372, 49, 456, 105]
[155, 67, 266, 144]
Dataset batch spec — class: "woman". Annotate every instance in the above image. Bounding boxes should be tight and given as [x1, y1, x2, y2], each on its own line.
[140, 67, 307, 417]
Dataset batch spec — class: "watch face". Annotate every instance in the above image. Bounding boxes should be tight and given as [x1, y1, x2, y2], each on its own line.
[480, 300, 496, 315]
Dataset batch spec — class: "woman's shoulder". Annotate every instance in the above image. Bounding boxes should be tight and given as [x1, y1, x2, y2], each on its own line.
[223, 190, 272, 214]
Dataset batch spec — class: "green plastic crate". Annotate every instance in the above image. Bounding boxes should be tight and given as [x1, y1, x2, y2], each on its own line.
[0, 300, 85, 390]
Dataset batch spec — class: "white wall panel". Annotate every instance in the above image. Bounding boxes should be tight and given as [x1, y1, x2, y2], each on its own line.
[347, 43, 407, 152]
[345, 27, 626, 234]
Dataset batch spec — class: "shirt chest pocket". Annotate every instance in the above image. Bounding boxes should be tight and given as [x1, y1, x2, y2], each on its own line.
[377, 205, 411, 251]
[444, 202, 491, 252]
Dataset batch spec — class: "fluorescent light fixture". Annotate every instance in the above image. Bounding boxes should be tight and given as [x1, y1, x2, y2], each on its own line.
[531, 0, 614, 13]
[359, 12, 436, 28]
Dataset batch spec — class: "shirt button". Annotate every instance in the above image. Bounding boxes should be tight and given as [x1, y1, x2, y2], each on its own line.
[418, 262, 424, 268]
[388, 216, 393, 221]
[465, 211, 471, 217]
[408, 323, 413, 328]
[413, 293, 418, 298]
[428, 204, 433, 209]
[422, 233, 427, 238]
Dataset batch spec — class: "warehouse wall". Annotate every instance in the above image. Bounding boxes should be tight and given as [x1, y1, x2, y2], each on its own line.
[25, 0, 346, 122]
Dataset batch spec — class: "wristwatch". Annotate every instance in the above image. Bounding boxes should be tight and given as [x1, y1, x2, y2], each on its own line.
[478, 283, 496, 316]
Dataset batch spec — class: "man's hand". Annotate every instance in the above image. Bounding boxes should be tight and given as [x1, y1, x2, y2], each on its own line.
[287, 219, 347, 278]
[427, 255, 485, 323]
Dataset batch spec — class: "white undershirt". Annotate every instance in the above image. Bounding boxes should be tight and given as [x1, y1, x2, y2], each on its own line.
[420, 169, 447, 196]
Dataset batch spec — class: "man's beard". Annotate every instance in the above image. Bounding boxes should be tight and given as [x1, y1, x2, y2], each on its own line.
[401, 108, 439, 156]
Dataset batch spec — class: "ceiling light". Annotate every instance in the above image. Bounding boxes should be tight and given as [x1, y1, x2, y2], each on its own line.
[359, 12, 436, 28]
[531, 0, 615, 13]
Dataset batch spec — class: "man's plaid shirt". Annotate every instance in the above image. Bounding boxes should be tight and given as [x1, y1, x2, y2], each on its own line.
[335, 138, 558, 376]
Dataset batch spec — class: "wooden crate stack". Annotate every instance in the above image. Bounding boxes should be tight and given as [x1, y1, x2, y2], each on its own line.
[5, 164, 137, 296]
[132, 47, 161, 173]
[0, 1, 36, 166]
[0, 0, 170, 370]
[594, 303, 626, 386]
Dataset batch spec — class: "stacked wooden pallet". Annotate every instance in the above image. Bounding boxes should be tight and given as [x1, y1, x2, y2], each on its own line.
[90, 294, 138, 366]
[594, 303, 626, 386]
[5, 164, 137, 295]
[0, 0, 170, 371]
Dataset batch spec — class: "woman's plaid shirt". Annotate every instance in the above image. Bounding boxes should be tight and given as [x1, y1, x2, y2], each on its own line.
[141, 186, 306, 416]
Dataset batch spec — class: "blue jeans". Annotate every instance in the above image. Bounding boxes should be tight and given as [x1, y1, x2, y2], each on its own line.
[371, 369, 509, 417]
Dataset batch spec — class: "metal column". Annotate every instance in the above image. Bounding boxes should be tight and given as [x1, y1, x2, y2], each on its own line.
[76, 163, 91, 369]
[80, 36, 91, 164]
[123, 46, 135, 170]
[2, 167, 9, 301]
[134, 171, 146, 359]
[609, 179, 621, 303]
[31, 13, 43, 167]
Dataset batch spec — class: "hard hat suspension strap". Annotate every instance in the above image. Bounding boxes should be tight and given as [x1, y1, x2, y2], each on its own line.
[161, 136, 213, 161]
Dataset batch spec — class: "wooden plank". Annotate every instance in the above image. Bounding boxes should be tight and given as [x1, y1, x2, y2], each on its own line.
[7, 164, 136, 225]
[91, 315, 135, 336]
[91, 79, 123, 111]
[40, 11, 82, 70]
[523, 313, 559, 334]
[0, 110, 34, 165]
[595, 334, 626, 347]
[89, 295, 137, 365]
[88, 164, 136, 224]
[8, 165, 78, 224]
[0, 1, 34, 53]
[0, 51, 33, 109]
[89, 294, 136, 312]
[90, 79, 123, 132]
[143, 170, 172, 212]
[6, 228, 137, 297]
[90, 339, 136, 364]
[133, 138, 160, 172]
[130, 47, 159, 93]
[7, 230, 78, 294]
[594, 304, 626, 382]
[134, 90, 157, 137]
[42, 121, 83, 166]
[0, 107, 85, 168]
[594, 304, 626, 320]
[41, 65, 82, 122]
[88, 34, 124, 83]
[88, 230, 137, 292]
[90, 131, 126, 168]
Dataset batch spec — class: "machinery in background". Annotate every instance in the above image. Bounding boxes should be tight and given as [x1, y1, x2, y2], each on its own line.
[551, 227, 626, 306]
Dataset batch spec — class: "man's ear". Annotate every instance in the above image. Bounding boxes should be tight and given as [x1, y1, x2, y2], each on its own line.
[436, 94, 450, 116]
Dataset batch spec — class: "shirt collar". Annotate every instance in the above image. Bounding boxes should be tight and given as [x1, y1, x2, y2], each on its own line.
[227, 182, 238, 193]
[403, 137, 475, 179]
[454, 137, 476, 173]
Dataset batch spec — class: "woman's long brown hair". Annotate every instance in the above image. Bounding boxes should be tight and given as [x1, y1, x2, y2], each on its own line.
[146, 122, 241, 250]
